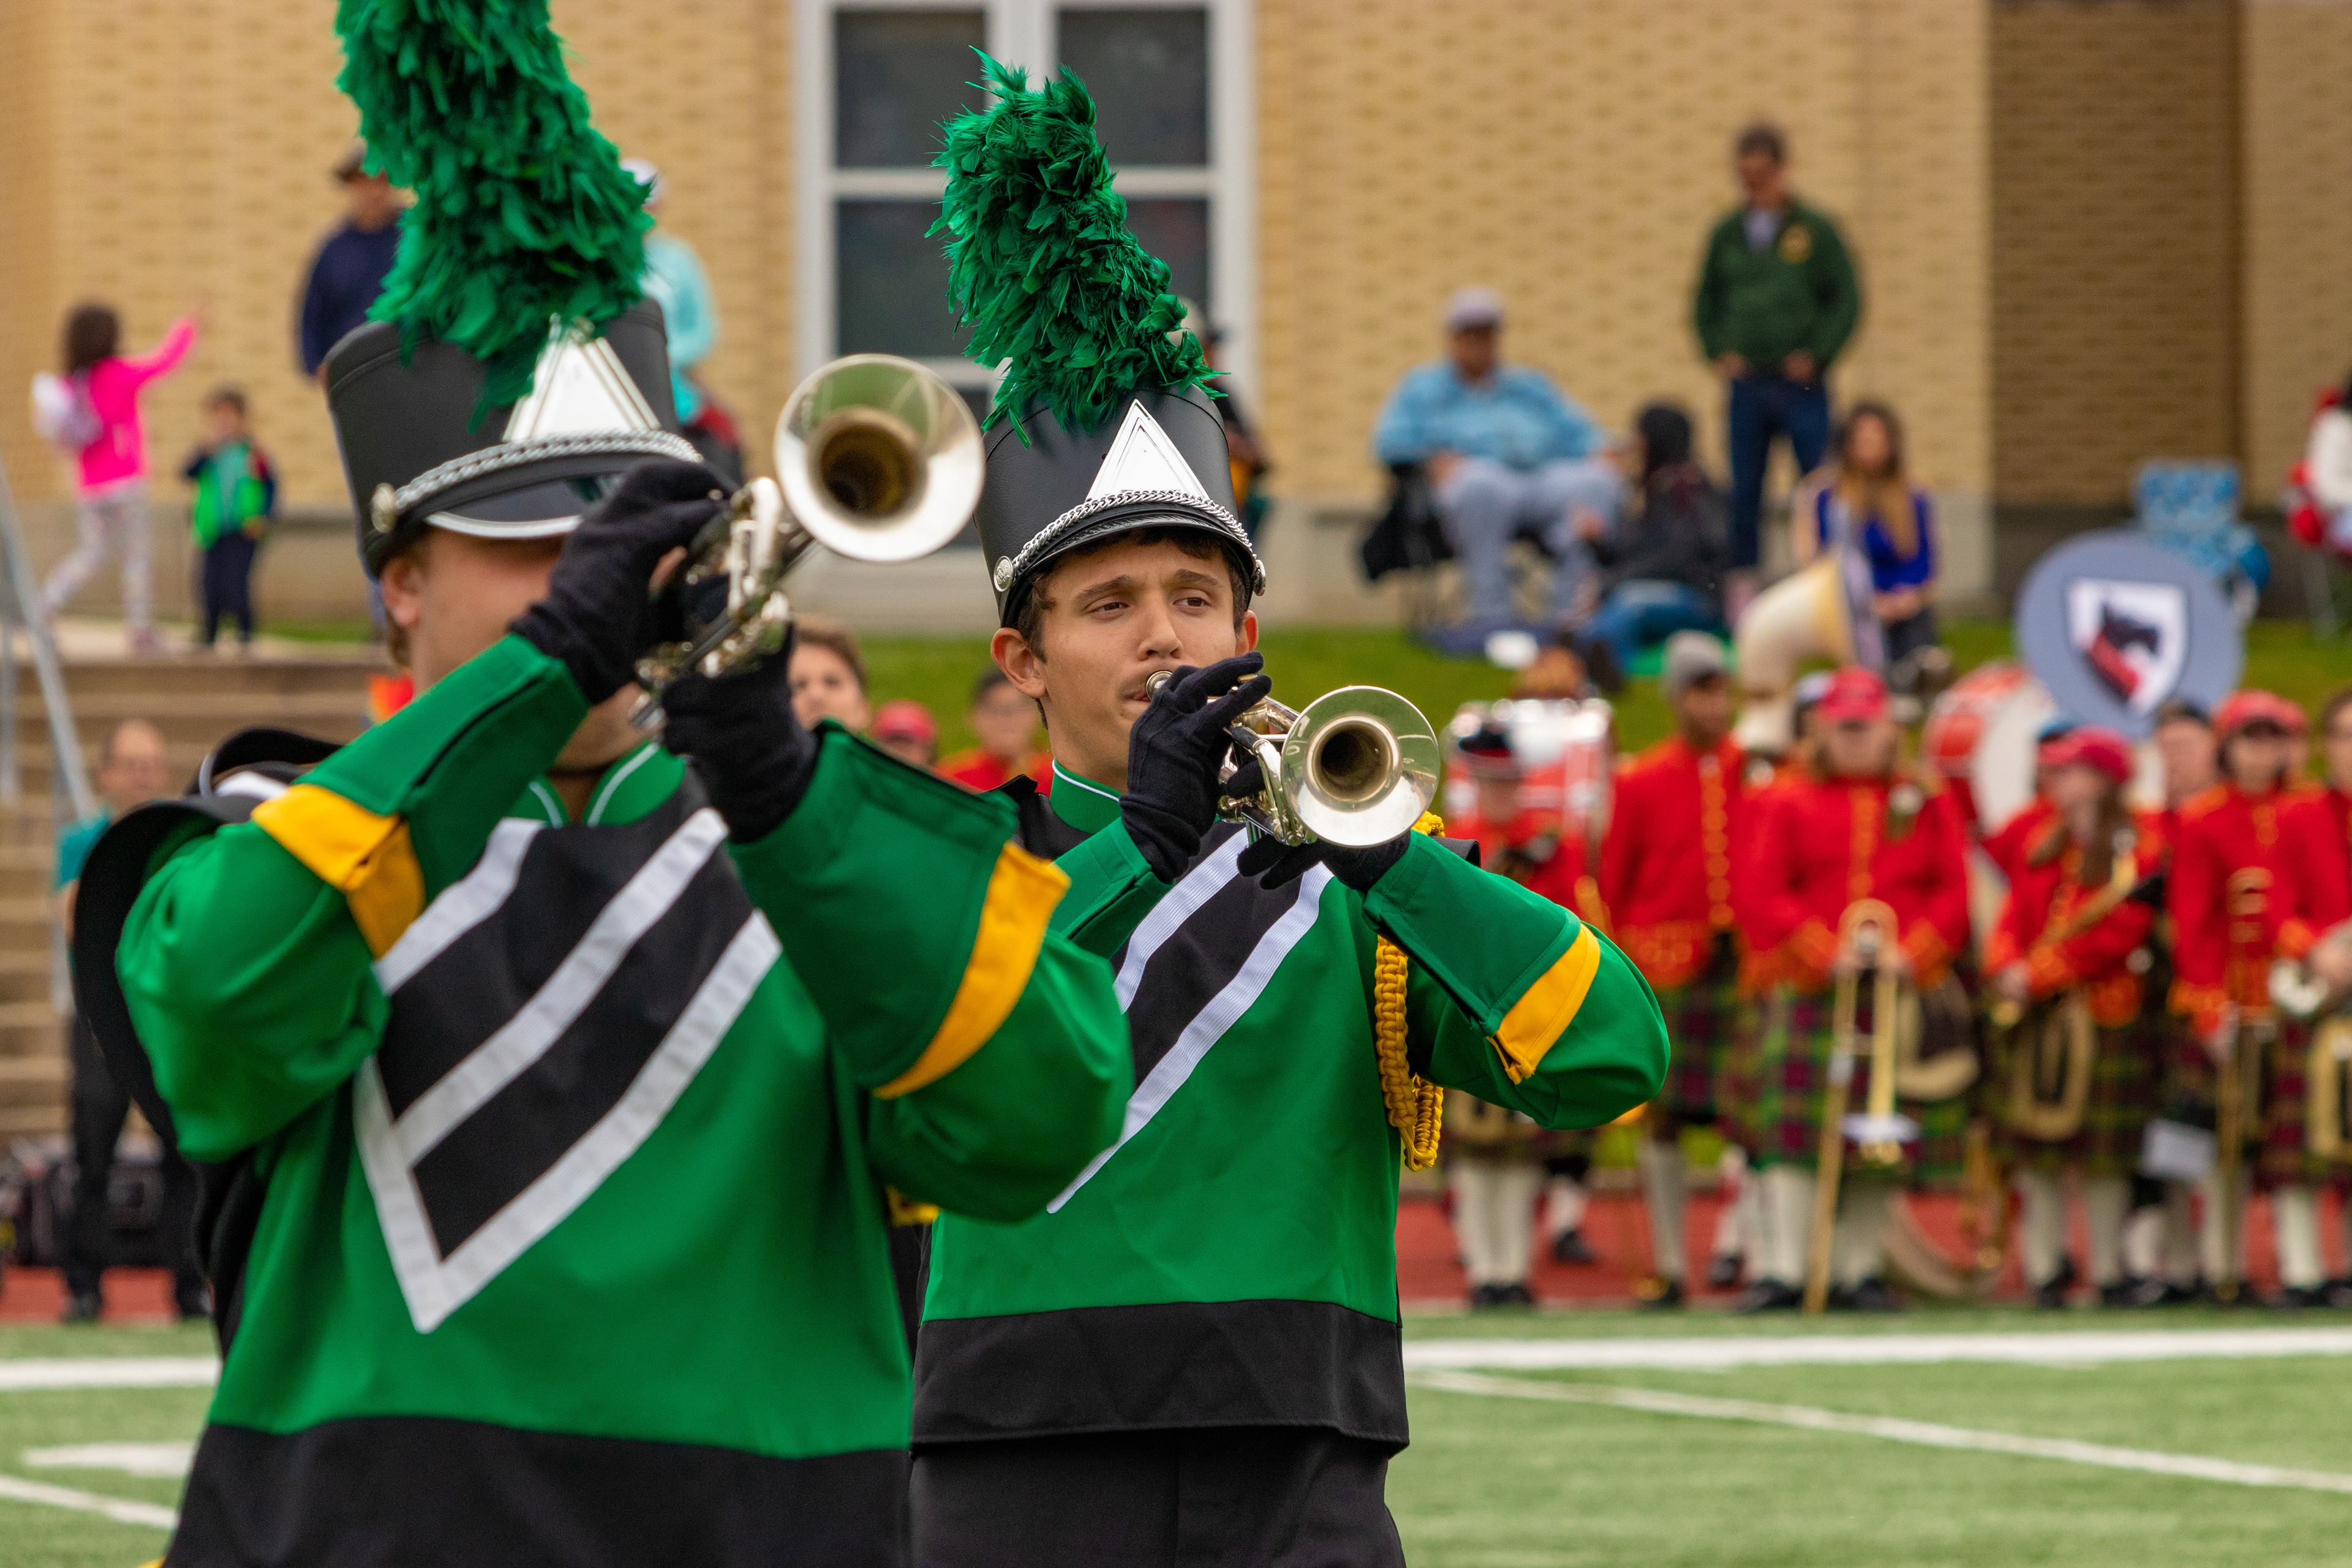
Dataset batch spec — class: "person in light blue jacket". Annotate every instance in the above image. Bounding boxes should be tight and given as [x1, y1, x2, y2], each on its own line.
[1374, 288, 1623, 631]
[622, 159, 718, 425]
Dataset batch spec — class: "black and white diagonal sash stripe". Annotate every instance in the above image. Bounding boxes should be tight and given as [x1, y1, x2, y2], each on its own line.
[353, 789, 778, 1332]
[1048, 827, 1334, 1212]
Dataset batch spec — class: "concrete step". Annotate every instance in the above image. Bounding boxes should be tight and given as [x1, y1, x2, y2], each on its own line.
[15, 657, 380, 701]
[0, 1052, 63, 1087]
[0, 1103, 66, 1139]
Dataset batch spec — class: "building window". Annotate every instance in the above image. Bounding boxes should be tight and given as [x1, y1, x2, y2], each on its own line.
[796, 0, 1253, 413]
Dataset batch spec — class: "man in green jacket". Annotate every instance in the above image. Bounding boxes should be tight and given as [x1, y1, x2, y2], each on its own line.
[78, 12, 1130, 1565]
[1692, 121, 1863, 578]
[911, 59, 1669, 1566]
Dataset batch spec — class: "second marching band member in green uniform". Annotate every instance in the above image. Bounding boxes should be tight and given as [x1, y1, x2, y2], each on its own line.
[907, 58, 1668, 1566]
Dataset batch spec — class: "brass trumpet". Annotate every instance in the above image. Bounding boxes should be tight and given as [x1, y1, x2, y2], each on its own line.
[1144, 673, 1443, 847]
[635, 354, 982, 715]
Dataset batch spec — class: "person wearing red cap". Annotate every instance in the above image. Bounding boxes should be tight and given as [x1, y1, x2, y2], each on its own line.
[1600, 632, 1752, 1303]
[1442, 718, 1604, 1297]
[2168, 690, 2350, 1304]
[872, 699, 940, 770]
[938, 668, 1054, 794]
[1978, 718, 2077, 884]
[1984, 727, 2166, 1307]
[1735, 665, 1972, 1310]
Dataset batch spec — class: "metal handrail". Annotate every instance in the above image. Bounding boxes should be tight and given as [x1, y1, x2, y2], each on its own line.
[0, 453, 97, 821]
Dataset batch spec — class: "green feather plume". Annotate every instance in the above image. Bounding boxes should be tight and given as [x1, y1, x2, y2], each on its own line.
[932, 55, 1213, 435]
[336, 0, 648, 411]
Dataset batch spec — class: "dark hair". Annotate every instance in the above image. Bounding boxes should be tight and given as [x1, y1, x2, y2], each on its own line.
[1011, 527, 1251, 654]
[1735, 123, 1787, 165]
[61, 303, 119, 375]
[2322, 686, 2352, 737]
[2152, 698, 2211, 730]
[971, 666, 1016, 704]
[205, 385, 249, 416]
[793, 617, 866, 694]
[1635, 402, 1694, 488]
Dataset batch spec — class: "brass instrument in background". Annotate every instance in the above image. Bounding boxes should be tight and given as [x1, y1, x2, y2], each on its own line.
[635, 354, 982, 717]
[1144, 672, 1442, 847]
[1804, 900, 1913, 1315]
[2002, 993, 2097, 1142]
[2279, 923, 2352, 1162]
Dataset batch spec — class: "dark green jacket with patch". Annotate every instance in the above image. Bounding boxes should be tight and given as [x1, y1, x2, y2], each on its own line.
[1693, 198, 1862, 372]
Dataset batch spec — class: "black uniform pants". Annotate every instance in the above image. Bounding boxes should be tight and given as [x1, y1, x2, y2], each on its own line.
[64, 1019, 199, 1298]
[910, 1428, 1405, 1568]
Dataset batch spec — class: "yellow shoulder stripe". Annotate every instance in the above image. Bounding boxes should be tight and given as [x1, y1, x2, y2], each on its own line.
[875, 840, 1069, 1099]
[1491, 924, 1602, 1084]
[249, 783, 426, 958]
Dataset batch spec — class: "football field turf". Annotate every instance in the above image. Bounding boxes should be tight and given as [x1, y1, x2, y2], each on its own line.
[4, 1311, 2351, 1567]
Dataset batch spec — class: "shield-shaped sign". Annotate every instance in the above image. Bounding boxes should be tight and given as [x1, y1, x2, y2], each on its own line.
[2014, 532, 2241, 738]
[2065, 578, 2187, 715]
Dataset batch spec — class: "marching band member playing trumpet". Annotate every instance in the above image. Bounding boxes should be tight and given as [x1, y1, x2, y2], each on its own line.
[1983, 728, 2165, 1307]
[909, 59, 1667, 1566]
[2169, 691, 2350, 1305]
[1735, 667, 1972, 1311]
[1600, 631, 1752, 1305]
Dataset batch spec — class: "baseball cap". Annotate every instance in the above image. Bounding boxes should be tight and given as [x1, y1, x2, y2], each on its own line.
[1661, 632, 1731, 696]
[872, 700, 938, 745]
[1443, 288, 1505, 332]
[1457, 720, 1520, 779]
[2045, 727, 2133, 785]
[1814, 667, 1890, 725]
[2216, 689, 2307, 739]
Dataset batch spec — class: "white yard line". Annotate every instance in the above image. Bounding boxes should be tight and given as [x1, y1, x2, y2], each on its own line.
[0, 1358, 218, 1392]
[24, 1442, 194, 1479]
[0, 1472, 175, 1529]
[1412, 1370, 2352, 1495]
[1405, 1326, 2352, 1372]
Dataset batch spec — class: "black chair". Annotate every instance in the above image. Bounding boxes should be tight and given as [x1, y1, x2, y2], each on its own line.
[1360, 461, 1567, 630]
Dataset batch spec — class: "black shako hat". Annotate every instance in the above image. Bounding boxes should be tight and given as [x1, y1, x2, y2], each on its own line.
[977, 382, 1264, 625]
[326, 303, 694, 576]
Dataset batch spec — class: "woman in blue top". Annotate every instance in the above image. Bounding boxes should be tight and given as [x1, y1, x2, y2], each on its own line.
[1793, 401, 1938, 665]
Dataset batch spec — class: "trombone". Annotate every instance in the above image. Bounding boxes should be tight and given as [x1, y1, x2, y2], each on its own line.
[635, 354, 982, 715]
[1144, 673, 1444, 847]
[1804, 899, 1913, 1315]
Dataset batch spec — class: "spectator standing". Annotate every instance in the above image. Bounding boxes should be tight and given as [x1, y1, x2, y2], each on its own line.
[788, 618, 872, 733]
[179, 386, 277, 653]
[938, 667, 1052, 792]
[1694, 123, 1861, 587]
[1373, 288, 1621, 641]
[1576, 403, 1728, 672]
[622, 159, 737, 481]
[56, 720, 203, 1322]
[872, 700, 939, 769]
[1178, 299, 1272, 539]
[41, 303, 198, 654]
[1792, 402, 1939, 667]
[297, 145, 403, 378]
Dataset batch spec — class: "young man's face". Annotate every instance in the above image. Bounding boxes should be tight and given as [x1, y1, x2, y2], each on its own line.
[789, 644, 871, 732]
[2154, 717, 2216, 801]
[377, 529, 646, 772]
[970, 680, 1039, 763]
[1820, 715, 1893, 778]
[1674, 673, 1734, 745]
[991, 535, 1257, 789]
[1737, 149, 1786, 206]
[2225, 725, 2289, 793]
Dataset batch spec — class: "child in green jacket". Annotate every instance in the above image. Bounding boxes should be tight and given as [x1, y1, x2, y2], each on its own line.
[179, 385, 274, 650]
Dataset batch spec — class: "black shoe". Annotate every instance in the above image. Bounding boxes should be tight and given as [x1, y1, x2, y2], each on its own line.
[2098, 1281, 2141, 1308]
[2130, 1276, 2199, 1307]
[1500, 1281, 1536, 1306]
[1635, 1276, 1686, 1310]
[2272, 1285, 2328, 1310]
[58, 1291, 102, 1324]
[2324, 1280, 2352, 1310]
[1550, 1227, 1597, 1265]
[1733, 1280, 1802, 1313]
[1467, 1283, 1499, 1309]
[2033, 1276, 2071, 1310]
[174, 1280, 211, 1322]
[1836, 1277, 1902, 1313]
[1705, 1253, 1744, 1291]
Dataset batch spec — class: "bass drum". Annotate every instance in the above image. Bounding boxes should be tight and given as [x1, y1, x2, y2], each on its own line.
[1919, 659, 2053, 842]
[1442, 698, 1615, 845]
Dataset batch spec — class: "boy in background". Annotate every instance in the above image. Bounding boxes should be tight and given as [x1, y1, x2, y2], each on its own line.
[939, 667, 1052, 792]
[180, 386, 276, 652]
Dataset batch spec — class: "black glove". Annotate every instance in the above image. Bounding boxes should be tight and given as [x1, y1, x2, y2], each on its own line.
[510, 459, 727, 704]
[1237, 830, 1411, 894]
[657, 625, 818, 843]
[1120, 654, 1272, 881]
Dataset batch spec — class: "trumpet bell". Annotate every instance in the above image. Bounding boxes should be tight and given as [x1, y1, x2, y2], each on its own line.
[1281, 687, 1443, 846]
[775, 353, 982, 565]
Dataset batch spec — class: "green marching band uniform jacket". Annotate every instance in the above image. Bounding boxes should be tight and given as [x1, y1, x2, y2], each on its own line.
[916, 764, 1668, 1448]
[107, 635, 1131, 1563]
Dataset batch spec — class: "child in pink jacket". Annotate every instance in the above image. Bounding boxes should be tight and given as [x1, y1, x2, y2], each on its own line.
[42, 303, 199, 654]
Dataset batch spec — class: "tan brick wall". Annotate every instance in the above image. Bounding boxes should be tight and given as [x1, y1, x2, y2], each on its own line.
[1254, 0, 1992, 517]
[1990, 0, 2239, 507]
[2242, 0, 2352, 504]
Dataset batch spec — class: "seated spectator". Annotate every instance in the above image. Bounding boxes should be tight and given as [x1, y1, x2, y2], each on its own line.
[1574, 403, 1725, 673]
[1373, 288, 1621, 636]
[2302, 372, 2352, 553]
[1792, 400, 1939, 666]
[872, 700, 938, 769]
[939, 668, 1053, 793]
[788, 617, 872, 732]
[181, 385, 277, 654]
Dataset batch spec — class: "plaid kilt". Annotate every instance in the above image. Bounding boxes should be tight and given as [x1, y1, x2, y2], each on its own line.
[1997, 1013, 2162, 1177]
[1654, 938, 1741, 1123]
[2258, 1019, 2350, 1189]
[1743, 987, 1973, 1186]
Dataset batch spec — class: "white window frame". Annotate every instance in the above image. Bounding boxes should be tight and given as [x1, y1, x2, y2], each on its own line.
[793, 0, 1255, 398]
